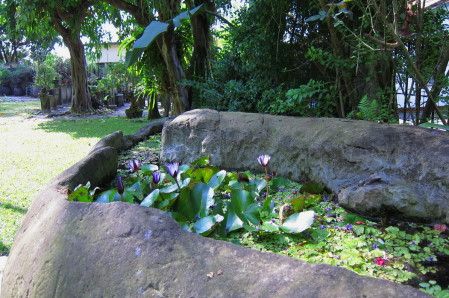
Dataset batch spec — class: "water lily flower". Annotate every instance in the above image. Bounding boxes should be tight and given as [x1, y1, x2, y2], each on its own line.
[257, 154, 271, 167]
[152, 171, 161, 184]
[374, 257, 387, 266]
[116, 176, 124, 195]
[165, 162, 180, 178]
[128, 159, 140, 173]
[434, 224, 447, 232]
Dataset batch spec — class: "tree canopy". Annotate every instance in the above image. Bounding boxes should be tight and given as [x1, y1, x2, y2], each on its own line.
[9, 0, 449, 121]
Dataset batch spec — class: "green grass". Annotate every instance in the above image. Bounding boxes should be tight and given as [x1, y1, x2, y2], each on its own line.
[0, 101, 148, 255]
[0, 101, 41, 117]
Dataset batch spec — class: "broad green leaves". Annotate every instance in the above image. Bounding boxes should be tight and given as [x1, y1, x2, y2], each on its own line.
[208, 170, 227, 189]
[128, 4, 204, 66]
[68, 182, 98, 202]
[85, 156, 315, 237]
[133, 21, 169, 49]
[140, 189, 160, 207]
[193, 214, 224, 235]
[191, 183, 215, 217]
[96, 189, 121, 203]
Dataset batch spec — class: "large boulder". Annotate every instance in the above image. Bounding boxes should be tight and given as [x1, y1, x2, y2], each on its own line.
[161, 109, 449, 224]
[1, 119, 427, 297]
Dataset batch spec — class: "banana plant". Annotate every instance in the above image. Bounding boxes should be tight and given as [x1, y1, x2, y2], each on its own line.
[126, 4, 204, 66]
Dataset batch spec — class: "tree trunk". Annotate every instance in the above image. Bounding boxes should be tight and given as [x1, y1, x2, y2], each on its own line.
[66, 36, 92, 113]
[187, 0, 214, 79]
[420, 44, 449, 121]
[160, 29, 190, 114]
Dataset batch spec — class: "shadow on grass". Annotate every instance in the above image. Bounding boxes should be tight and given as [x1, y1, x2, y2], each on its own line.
[0, 240, 8, 256]
[0, 202, 27, 215]
[36, 117, 149, 139]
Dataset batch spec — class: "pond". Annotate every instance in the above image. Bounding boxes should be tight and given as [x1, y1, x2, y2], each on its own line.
[67, 135, 449, 298]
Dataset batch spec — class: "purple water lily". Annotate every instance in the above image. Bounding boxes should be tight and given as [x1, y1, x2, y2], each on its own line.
[152, 171, 161, 184]
[165, 162, 180, 178]
[257, 154, 271, 167]
[128, 159, 141, 173]
[116, 176, 124, 195]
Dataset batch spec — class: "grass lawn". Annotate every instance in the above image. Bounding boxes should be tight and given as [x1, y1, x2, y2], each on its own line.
[0, 101, 148, 255]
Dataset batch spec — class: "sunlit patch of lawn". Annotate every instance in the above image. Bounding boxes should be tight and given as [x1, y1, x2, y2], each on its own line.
[0, 101, 148, 255]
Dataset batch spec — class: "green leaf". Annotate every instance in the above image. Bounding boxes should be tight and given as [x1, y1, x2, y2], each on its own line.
[291, 197, 305, 212]
[269, 177, 291, 191]
[225, 207, 244, 232]
[172, 11, 189, 28]
[208, 170, 227, 189]
[190, 167, 217, 183]
[158, 192, 179, 210]
[95, 189, 120, 203]
[248, 178, 266, 194]
[191, 183, 215, 217]
[133, 21, 169, 49]
[243, 203, 261, 226]
[193, 214, 224, 235]
[172, 4, 204, 28]
[188, 4, 204, 16]
[125, 48, 145, 66]
[311, 229, 329, 241]
[121, 190, 135, 203]
[178, 164, 190, 175]
[174, 188, 196, 221]
[261, 221, 280, 232]
[281, 211, 315, 233]
[160, 191, 179, 201]
[160, 183, 179, 194]
[141, 164, 159, 175]
[180, 178, 191, 188]
[191, 156, 210, 167]
[140, 189, 160, 207]
[353, 225, 365, 236]
[68, 184, 93, 202]
[127, 181, 144, 201]
[230, 189, 253, 219]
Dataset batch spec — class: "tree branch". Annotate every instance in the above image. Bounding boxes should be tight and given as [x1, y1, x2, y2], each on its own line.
[204, 9, 234, 28]
[104, 0, 150, 26]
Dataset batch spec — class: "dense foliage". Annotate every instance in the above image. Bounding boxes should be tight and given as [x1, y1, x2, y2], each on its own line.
[9, 0, 448, 120]
[185, 0, 448, 123]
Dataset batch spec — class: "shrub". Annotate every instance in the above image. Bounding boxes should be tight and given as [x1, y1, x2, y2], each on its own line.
[34, 56, 59, 91]
[268, 80, 336, 117]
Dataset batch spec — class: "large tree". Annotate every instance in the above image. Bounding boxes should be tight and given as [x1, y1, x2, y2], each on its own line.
[105, 0, 221, 114]
[0, 0, 29, 64]
[19, 0, 107, 112]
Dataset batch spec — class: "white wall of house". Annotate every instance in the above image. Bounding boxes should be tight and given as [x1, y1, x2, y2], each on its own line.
[97, 43, 124, 64]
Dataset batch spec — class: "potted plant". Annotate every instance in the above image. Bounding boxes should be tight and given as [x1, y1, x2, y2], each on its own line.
[34, 57, 58, 112]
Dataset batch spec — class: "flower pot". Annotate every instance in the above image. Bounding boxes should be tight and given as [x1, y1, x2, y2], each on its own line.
[39, 91, 51, 112]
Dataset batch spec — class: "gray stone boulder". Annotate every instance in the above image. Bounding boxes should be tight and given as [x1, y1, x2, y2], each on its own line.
[161, 109, 449, 224]
[1, 117, 427, 297]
